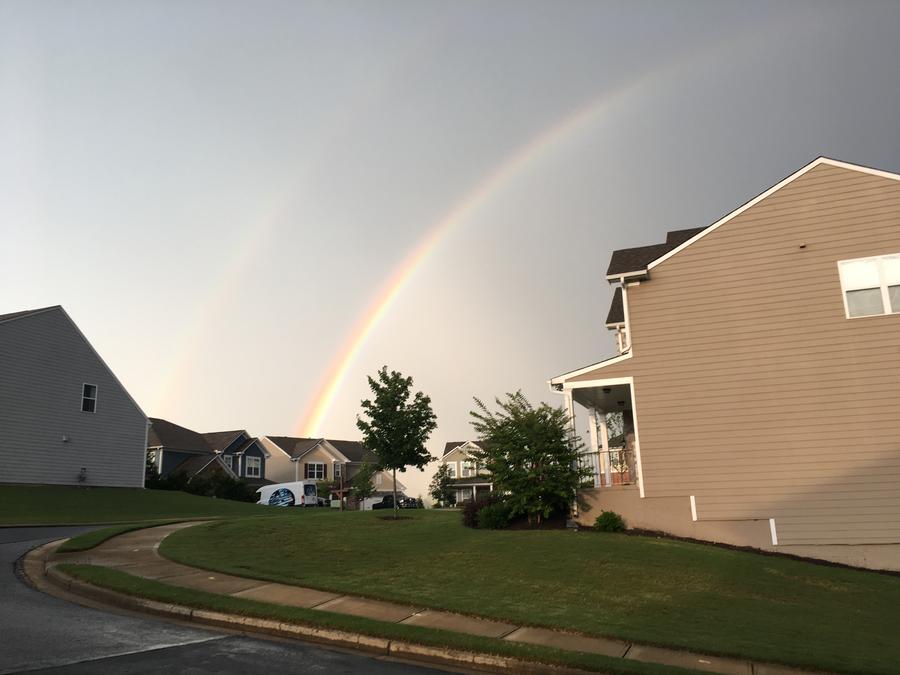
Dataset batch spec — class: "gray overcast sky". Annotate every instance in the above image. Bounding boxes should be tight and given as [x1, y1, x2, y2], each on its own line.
[3, 1, 900, 497]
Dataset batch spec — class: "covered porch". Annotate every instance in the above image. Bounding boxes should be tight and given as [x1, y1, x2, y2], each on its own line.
[557, 376, 643, 495]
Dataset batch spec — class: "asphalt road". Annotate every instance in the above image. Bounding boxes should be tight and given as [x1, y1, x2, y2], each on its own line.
[1, 527, 456, 674]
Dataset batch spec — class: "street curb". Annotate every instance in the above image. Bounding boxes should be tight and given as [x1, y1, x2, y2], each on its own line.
[26, 546, 601, 675]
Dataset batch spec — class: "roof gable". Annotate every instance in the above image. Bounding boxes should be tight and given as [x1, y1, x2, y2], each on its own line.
[0, 305, 147, 420]
[202, 430, 247, 453]
[623, 157, 900, 278]
[605, 287, 624, 326]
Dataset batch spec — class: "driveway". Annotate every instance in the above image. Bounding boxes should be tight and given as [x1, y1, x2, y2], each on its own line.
[1, 527, 455, 674]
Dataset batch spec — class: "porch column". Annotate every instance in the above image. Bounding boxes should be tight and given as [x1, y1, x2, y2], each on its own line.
[564, 389, 576, 435]
[586, 409, 601, 488]
[294, 459, 299, 481]
[472, 485, 477, 501]
[597, 409, 612, 487]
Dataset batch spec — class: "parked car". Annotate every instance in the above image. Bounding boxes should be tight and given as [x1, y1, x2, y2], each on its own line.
[371, 495, 422, 510]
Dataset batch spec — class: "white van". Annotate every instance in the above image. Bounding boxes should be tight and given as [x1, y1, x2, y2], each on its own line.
[257, 480, 318, 507]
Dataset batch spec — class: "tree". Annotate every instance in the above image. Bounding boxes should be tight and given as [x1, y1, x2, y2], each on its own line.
[357, 367, 437, 518]
[429, 463, 456, 508]
[470, 391, 590, 526]
[350, 462, 377, 510]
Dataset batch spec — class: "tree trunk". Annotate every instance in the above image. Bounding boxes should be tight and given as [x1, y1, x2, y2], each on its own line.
[392, 467, 398, 520]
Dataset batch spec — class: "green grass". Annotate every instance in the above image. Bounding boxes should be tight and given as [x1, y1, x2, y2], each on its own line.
[0, 485, 278, 525]
[58, 564, 691, 675]
[160, 509, 900, 675]
[58, 520, 183, 552]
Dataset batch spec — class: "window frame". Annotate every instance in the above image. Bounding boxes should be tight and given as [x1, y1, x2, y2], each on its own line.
[838, 253, 900, 319]
[245, 456, 261, 478]
[446, 461, 458, 479]
[461, 460, 475, 478]
[305, 462, 325, 480]
[81, 383, 98, 413]
[222, 454, 233, 471]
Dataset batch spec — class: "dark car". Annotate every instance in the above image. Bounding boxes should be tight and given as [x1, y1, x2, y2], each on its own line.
[371, 495, 422, 510]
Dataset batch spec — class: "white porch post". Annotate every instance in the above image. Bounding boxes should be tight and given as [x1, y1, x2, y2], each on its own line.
[586, 409, 601, 488]
[564, 389, 576, 434]
[598, 409, 611, 487]
[294, 459, 299, 481]
[472, 485, 477, 501]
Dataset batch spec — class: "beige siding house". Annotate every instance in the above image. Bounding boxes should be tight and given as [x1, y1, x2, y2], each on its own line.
[550, 157, 900, 571]
[441, 441, 493, 503]
[260, 436, 405, 508]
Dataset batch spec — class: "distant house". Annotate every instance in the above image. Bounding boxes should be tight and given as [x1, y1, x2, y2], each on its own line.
[260, 436, 405, 508]
[549, 157, 900, 571]
[0, 306, 147, 487]
[147, 418, 235, 482]
[441, 441, 492, 503]
[202, 430, 271, 488]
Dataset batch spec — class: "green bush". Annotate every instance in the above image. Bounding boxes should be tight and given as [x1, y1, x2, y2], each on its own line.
[593, 511, 625, 532]
[476, 501, 512, 529]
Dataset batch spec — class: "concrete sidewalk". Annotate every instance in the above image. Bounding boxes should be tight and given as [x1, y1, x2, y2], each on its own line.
[42, 523, 815, 675]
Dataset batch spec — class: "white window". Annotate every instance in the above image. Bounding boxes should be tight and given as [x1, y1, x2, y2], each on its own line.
[334, 463, 342, 478]
[81, 384, 97, 413]
[222, 454, 233, 470]
[305, 462, 325, 480]
[446, 461, 457, 478]
[245, 456, 261, 478]
[461, 460, 475, 478]
[375, 472, 383, 487]
[838, 254, 900, 318]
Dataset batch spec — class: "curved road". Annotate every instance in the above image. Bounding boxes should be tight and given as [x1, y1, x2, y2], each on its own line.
[1, 527, 456, 674]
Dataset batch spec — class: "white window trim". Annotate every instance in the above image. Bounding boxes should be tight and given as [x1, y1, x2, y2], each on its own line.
[305, 462, 325, 480]
[81, 383, 98, 413]
[838, 253, 900, 319]
[445, 461, 458, 479]
[334, 462, 342, 478]
[245, 456, 261, 478]
[461, 459, 475, 478]
[222, 454, 233, 470]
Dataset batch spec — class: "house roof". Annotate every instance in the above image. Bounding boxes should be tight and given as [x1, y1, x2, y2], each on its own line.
[329, 439, 375, 462]
[0, 306, 61, 323]
[202, 430, 246, 452]
[606, 228, 707, 277]
[148, 418, 213, 453]
[169, 453, 232, 479]
[443, 441, 466, 456]
[265, 436, 327, 459]
[605, 287, 624, 325]
[266, 436, 375, 463]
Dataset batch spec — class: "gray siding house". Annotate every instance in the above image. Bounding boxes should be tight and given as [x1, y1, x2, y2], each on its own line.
[202, 430, 270, 487]
[0, 306, 148, 487]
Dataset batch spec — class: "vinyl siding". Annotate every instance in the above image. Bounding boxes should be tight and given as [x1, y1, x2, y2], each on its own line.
[573, 163, 900, 545]
[0, 308, 147, 487]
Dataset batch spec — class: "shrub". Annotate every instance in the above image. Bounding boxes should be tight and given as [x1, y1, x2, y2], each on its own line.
[476, 501, 512, 529]
[461, 494, 502, 528]
[593, 510, 626, 532]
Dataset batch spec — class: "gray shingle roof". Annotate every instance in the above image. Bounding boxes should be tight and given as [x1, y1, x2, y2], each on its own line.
[265, 436, 326, 459]
[0, 306, 61, 323]
[148, 418, 213, 454]
[329, 439, 375, 463]
[202, 430, 246, 453]
[606, 227, 707, 276]
[605, 287, 624, 325]
[443, 441, 466, 456]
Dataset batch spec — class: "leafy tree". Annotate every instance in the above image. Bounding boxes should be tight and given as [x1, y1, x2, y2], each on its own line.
[470, 391, 590, 526]
[357, 367, 437, 518]
[350, 461, 377, 510]
[428, 463, 456, 508]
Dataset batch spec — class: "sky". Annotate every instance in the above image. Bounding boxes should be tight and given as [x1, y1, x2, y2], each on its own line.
[4, 0, 900, 500]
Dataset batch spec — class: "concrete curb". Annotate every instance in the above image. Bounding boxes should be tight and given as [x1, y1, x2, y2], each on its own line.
[27, 547, 603, 675]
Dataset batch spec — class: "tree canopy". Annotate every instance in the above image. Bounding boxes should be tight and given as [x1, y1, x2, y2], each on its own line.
[470, 391, 589, 526]
[357, 367, 437, 517]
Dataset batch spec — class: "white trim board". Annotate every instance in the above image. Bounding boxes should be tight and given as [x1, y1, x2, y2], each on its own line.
[549, 352, 633, 386]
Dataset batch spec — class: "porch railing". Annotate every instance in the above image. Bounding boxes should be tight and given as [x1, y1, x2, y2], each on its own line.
[579, 449, 637, 488]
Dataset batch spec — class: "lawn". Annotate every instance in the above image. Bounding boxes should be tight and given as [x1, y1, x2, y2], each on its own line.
[0, 485, 277, 525]
[161, 509, 900, 675]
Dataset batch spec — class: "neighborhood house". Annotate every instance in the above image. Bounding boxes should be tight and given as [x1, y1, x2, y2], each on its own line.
[441, 441, 493, 503]
[550, 157, 900, 571]
[261, 436, 405, 509]
[0, 306, 147, 488]
[147, 418, 237, 482]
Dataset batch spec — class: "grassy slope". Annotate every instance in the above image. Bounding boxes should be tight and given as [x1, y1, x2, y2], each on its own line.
[58, 521, 184, 552]
[161, 509, 900, 675]
[0, 485, 276, 525]
[59, 564, 689, 675]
